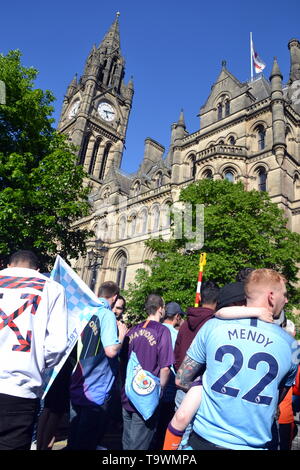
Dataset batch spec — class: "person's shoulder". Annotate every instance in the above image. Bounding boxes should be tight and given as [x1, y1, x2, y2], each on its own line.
[96, 298, 114, 319]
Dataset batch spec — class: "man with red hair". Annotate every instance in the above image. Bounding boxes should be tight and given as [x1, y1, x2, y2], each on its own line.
[176, 269, 299, 450]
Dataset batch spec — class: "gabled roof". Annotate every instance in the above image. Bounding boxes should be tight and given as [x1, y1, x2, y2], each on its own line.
[200, 65, 248, 112]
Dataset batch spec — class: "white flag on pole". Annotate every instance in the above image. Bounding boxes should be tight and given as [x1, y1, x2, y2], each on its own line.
[251, 35, 266, 74]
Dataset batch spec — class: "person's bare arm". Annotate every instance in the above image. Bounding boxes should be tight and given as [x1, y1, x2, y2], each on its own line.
[175, 355, 205, 392]
[160, 367, 171, 390]
[215, 306, 273, 323]
[104, 321, 128, 358]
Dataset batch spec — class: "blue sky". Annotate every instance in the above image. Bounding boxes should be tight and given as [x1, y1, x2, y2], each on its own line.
[1, 0, 299, 173]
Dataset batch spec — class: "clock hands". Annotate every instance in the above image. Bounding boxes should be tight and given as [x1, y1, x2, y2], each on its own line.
[103, 109, 115, 119]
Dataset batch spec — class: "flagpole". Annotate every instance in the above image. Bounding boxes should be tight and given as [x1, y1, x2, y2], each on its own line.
[250, 32, 253, 81]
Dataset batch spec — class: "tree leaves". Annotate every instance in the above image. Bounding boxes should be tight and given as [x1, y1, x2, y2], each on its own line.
[0, 50, 92, 270]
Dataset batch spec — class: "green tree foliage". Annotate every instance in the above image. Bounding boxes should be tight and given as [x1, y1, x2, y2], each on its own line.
[0, 50, 92, 269]
[124, 179, 300, 324]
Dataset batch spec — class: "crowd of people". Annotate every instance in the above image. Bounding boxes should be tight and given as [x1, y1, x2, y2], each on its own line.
[0, 250, 299, 451]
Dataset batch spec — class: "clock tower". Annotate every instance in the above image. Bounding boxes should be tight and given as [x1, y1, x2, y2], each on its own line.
[58, 13, 134, 185]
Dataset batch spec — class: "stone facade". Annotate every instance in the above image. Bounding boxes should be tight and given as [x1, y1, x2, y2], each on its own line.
[58, 15, 300, 294]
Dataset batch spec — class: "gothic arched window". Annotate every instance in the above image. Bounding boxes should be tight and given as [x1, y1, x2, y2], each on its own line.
[79, 132, 91, 166]
[229, 136, 236, 145]
[225, 99, 230, 117]
[189, 155, 196, 178]
[217, 103, 223, 120]
[118, 216, 127, 240]
[224, 168, 235, 182]
[257, 167, 267, 192]
[129, 213, 137, 237]
[98, 221, 109, 242]
[89, 137, 101, 175]
[256, 125, 266, 151]
[203, 169, 213, 179]
[151, 205, 160, 233]
[99, 142, 112, 180]
[139, 209, 148, 234]
[116, 253, 127, 289]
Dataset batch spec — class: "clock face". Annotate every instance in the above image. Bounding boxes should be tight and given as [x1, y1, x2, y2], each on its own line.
[68, 100, 80, 119]
[98, 102, 116, 121]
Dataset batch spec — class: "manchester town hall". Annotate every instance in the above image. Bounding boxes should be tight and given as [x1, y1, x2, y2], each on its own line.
[57, 14, 300, 294]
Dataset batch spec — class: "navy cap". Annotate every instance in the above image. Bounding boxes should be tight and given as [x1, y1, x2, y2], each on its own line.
[165, 301, 185, 317]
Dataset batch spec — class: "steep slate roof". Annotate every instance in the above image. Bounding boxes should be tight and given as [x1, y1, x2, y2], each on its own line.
[247, 75, 271, 101]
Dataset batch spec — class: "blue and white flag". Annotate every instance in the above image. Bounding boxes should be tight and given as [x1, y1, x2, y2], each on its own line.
[41, 255, 102, 399]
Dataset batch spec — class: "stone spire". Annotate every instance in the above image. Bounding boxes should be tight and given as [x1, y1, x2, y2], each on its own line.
[99, 12, 121, 53]
[270, 56, 282, 81]
[170, 109, 187, 145]
[96, 13, 125, 91]
[177, 109, 186, 128]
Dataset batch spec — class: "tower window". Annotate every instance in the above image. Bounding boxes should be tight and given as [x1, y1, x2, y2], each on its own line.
[89, 138, 101, 175]
[99, 143, 112, 180]
[78, 132, 91, 166]
[229, 136, 236, 145]
[257, 167, 267, 192]
[257, 126, 266, 151]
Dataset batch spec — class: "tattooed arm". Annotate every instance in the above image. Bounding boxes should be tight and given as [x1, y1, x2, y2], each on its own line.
[175, 354, 205, 392]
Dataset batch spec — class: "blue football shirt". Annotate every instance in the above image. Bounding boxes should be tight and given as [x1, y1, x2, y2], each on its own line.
[187, 317, 299, 450]
[70, 298, 120, 406]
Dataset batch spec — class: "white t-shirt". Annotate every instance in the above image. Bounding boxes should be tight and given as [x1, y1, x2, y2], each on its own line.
[0, 267, 68, 399]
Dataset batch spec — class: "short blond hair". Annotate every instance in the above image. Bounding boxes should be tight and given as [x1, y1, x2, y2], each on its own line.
[244, 268, 287, 298]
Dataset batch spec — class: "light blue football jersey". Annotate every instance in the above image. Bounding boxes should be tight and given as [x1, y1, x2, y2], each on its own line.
[187, 317, 299, 450]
